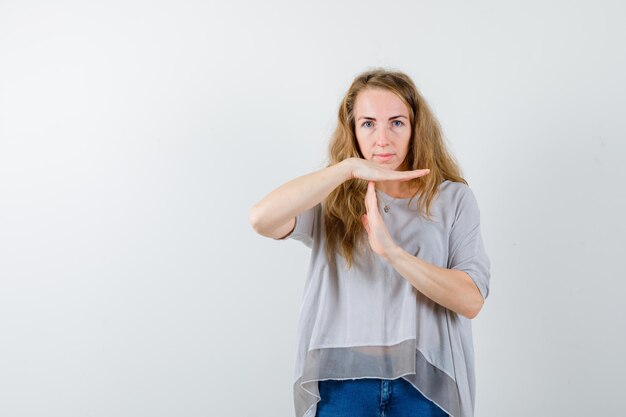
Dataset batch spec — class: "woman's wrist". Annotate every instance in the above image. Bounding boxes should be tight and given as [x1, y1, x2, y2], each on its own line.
[383, 244, 405, 263]
[337, 157, 357, 181]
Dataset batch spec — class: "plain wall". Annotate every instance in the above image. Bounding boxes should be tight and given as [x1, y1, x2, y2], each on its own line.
[1, 0, 625, 416]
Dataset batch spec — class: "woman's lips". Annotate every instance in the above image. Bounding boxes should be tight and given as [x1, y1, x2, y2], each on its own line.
[373, 153, 394, 162]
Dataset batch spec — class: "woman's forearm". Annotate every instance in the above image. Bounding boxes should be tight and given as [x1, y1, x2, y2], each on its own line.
[249, 159, 353, 237]
[385, 246, 484, 319]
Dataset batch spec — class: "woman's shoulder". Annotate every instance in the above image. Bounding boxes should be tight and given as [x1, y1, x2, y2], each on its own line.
[438, 179, 471, 197]
[436, 179, 482, 216]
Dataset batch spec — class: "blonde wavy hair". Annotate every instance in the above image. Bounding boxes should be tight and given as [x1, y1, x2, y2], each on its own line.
[324, 68, 467, 268]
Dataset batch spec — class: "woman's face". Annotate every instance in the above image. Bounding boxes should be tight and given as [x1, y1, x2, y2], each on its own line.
[353, 88, 412, 171]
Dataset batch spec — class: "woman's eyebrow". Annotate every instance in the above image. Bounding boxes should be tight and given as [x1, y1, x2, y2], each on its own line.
[357, 115, 408, 121]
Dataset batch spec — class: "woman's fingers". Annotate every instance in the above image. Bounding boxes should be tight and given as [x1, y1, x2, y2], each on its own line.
[350, 158, 431, 182]
[365, 181, 377, 213]
[366, 167, 429, 182]
[362, 181, 397, 257]
[363, 183, 378, 233]
[391, 168, 430, 181]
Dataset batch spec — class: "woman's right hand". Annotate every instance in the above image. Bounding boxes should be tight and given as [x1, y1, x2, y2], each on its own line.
[344, 157, 430, 182]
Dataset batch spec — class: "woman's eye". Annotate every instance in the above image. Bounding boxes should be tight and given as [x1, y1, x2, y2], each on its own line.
[362, 121, 373, 128]
[392, 120, 404, 127]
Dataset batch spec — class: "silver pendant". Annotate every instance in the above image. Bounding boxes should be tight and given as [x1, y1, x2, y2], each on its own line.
[384, 205, 390, 213]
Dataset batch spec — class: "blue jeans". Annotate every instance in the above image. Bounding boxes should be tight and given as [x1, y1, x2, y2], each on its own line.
[316, 378, 449, 417]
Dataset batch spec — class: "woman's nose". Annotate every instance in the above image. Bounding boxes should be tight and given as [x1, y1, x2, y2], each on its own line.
[376, 127, 390, 146]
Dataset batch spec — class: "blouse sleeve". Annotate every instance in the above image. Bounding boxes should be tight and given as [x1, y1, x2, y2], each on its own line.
[274, 203, 320, 248]
[447, 186, 491, 300]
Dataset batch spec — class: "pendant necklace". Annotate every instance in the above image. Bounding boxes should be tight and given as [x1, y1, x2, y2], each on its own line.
[378, 191, 398, 213]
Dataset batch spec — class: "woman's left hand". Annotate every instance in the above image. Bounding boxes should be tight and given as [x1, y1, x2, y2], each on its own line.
[362, 181, 399, 260]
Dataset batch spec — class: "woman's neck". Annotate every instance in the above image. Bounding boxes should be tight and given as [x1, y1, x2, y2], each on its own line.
[375, 180, 419, 199]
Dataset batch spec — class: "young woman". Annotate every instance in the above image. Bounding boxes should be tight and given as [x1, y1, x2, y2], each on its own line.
[249, 69, 491, 417]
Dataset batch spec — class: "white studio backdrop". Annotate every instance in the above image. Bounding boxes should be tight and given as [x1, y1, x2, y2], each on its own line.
[1, 1, 624, 416]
